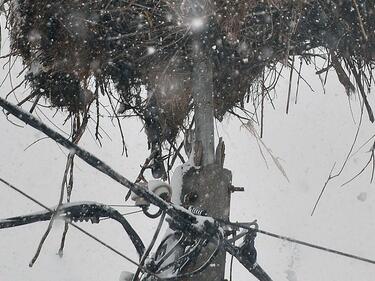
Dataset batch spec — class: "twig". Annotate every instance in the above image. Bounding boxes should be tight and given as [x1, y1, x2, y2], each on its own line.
[23, 137, 49, 151]
[16, 91, 38, 107]
[59, 113, 89, 256]
[29, 94, 42, 114]
[4, 78, 26, 100]
[0, 97, 196, 223]
[94, 82, 103, 146]
[352, 0, 368, 41]
[286, 56, 295, 114]
[350, 134, 375, 157]
[168, 140, 185, 168]
[0, 177, 157, 277]
[311, 103, 364, 216]
[29, 155, 73, 267]
[260, 71, 265, 138]
[347, 60, 374, 122]
[104, 86, 128, 156]
[35, 107, 71, 137]
[132, 211, 166, 280]
[341, 141, 375, 187]
[294, 58, 303, 104]
[27, 109, 91, 262]
[135, 154, 154, 184]
[310, 163, 336, 216]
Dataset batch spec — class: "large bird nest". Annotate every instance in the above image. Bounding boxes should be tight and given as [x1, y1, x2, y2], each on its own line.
[3, 0, 375, 174]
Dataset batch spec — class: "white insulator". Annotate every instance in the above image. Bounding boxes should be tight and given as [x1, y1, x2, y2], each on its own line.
[131, 180, 172, 206]
[148, 180, 172, 201]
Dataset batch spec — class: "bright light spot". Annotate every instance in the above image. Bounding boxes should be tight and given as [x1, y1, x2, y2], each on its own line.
[147, 46, 156, 55]
[166, 13, 173, 22]
[190, 17, 205, 31]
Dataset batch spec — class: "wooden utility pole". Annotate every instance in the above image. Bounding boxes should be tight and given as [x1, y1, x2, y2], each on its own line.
[179, 1, 232, 280]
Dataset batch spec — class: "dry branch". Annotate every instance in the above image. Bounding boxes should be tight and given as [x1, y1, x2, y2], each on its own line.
[0, 96, 195, 224]
[3, 0, 375, 154]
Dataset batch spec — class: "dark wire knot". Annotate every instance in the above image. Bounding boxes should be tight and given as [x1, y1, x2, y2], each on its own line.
[239, 228, 258, 268]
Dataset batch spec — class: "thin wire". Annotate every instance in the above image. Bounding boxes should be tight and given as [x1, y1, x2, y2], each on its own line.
[230, 254, 234, 281]
[4, 171, 375, 268]
[0, 97, 192, 222]
[133, 211, 166, 280]
[99, 210, 144, 221]
[108, 204, 140, 208]
[257, 228, 375, 265]
[226, 221, 375, 265]
[0, 177, 159, 278]
[161, 232, 223, 281]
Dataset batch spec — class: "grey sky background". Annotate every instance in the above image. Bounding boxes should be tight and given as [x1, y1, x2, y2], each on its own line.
[1, 20, 375, 281]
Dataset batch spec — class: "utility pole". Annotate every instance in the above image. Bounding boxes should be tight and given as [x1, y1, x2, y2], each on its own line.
[179, 1, 232, 280]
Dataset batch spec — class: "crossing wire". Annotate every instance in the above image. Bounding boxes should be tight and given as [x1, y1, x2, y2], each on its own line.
[223, 221, 375, 265]
[0, 177, 160, 279]
[1, 97, 375, 268]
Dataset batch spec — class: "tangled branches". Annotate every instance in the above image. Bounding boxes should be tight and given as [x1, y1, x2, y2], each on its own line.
[1, 0, 375, 175]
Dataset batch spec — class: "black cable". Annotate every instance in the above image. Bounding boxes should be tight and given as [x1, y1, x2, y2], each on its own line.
[161, 231, 223, 280]
[0, 96, 196, 225]
[224, 240, 273, 281]
[0, 199, 146, 259]
[133, 211, 166, 281]
[230, 254, 234, 281]
[154, 233, 185, 269]
[142, 206, 163, 219]
[156, 238, 206, 274]
[221, 220, 375, 265]
[0, 177, 158, 278]
[257, 228, 375, 265]
[99, 210, 143, 221]
[108, 204, 140, 208]
[2, 94, 374, 269]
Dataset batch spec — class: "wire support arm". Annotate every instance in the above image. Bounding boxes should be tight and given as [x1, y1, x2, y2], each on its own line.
[224, 240, 272, 281]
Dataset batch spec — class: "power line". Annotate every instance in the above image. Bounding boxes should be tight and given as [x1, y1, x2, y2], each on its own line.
[108, 204, 140, 208]
[99, 210, 143, 221]
[2, 173, 375, 279]
[257, 228, 375, 265]
[0, 177, 159, 279]
[0, 96, 195, 224]
[225, 221, 375, 265]
[1, 97, 374, 269]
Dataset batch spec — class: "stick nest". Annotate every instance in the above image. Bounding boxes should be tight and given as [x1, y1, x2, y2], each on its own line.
[5, 0, 375, 144]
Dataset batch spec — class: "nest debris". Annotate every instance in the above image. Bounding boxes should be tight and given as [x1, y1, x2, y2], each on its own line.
[3, 0, 375, 173]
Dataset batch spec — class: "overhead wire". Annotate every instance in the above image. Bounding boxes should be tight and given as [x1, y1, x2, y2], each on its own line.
[1, 98, 375, 273]
[0, 96, 196, 224]
[133, 211, 166, 280]
[99, 210, 144, 221]
[0, 177, 160, 279]
[2, 172, 375, 281]
[161, 232, 223, 280]
[223, 220, 375, 265]
[108, 204, 140, 208]
[257, 228, 375, 265]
